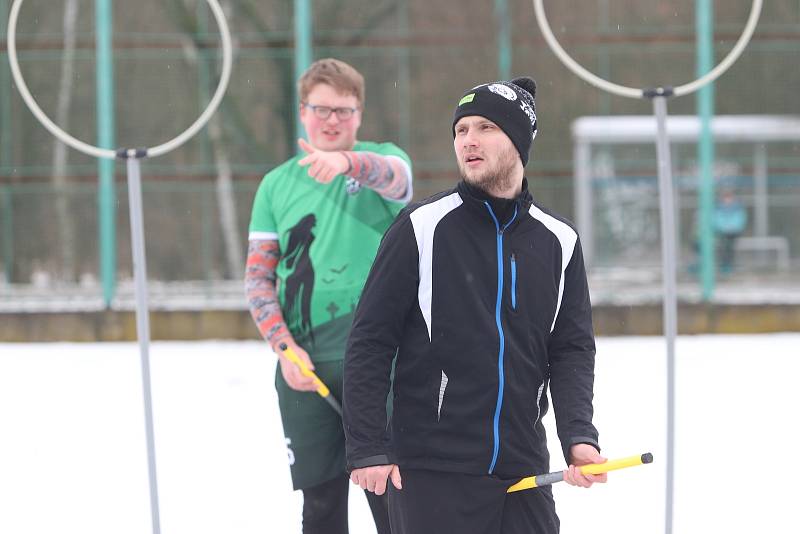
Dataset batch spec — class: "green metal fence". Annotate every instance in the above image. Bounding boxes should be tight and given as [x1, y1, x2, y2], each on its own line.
[1, 0, 799, 305]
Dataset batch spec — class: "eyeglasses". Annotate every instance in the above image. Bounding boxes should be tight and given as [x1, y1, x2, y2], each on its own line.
[302, 102, 359, 121]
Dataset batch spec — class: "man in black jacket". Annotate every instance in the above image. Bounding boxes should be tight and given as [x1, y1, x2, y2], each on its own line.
[343, 77, 606, 533]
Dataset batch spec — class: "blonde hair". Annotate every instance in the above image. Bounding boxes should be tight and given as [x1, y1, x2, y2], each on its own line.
[298, 58, 365, 106]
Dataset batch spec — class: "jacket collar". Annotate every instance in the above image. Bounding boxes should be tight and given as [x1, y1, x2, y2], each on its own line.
[456, 179, 533, 228]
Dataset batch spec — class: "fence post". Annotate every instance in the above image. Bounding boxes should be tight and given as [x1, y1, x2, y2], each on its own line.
[96, 0, 117, 307]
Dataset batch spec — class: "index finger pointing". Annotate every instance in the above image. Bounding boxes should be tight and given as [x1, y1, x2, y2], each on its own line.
[297, 153, 314, 167]
[298, 138, 315, 154]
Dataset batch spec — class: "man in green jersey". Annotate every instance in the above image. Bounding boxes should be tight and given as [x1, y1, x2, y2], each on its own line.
[245, 58, 411, 534]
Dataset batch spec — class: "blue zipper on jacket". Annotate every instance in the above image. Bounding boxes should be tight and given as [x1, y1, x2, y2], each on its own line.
[483, 201, 518, 474]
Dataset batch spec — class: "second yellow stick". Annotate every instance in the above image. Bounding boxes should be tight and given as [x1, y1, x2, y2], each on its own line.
[507, 452, 653, 493]
[278, 342, 342, 416]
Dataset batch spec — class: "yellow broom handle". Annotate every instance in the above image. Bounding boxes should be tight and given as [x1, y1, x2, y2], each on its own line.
[278, 343, 330, 397]
[581, 453, 652, 475]
[507, 453, 653, 493]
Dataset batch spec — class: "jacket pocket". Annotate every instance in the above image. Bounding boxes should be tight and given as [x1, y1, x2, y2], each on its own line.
[437, 370, 449, 421]
[532, 380, 546, 432]
[510, 253, 517, 310]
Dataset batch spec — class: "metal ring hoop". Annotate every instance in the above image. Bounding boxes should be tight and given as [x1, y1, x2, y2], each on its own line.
[7, 0, 233, 159]
[531, 0, 763, 99]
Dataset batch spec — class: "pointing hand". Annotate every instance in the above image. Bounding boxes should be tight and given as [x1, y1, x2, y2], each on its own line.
[297, 138, 351, 184]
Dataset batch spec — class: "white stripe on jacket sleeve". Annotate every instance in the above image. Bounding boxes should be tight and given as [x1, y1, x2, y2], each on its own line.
[528, 204, 578, 333]
[409, 192, 463, 340]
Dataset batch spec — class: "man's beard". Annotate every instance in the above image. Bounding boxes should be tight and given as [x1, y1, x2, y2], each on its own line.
[458, 145, 518, 196]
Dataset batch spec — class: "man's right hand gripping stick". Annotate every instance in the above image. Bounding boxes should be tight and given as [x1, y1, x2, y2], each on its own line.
[278, 342, 343, 416]
[507, 453, 653, 493]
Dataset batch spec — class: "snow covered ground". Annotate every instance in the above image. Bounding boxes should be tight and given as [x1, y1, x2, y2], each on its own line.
[0, 334, 797, 534]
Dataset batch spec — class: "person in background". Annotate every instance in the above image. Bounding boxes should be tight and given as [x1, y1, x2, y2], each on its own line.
[713, 187, 748, 273]
[690, 185, 749, 275]
[245, 58, 412, 534]
[343, 76, 606, 534]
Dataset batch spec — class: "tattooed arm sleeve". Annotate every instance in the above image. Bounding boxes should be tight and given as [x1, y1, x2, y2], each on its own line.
[341, 151, 412, 201]
[245, 238, 292, 348]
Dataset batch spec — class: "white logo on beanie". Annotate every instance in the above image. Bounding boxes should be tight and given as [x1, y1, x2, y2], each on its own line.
[488, 83, 517, 101]
[519, 100, 536, 127]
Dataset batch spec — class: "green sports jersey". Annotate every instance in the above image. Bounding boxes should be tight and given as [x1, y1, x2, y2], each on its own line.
[248, 141, 412, 362]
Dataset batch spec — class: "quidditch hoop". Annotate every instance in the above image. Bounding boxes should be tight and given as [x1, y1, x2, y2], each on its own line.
[531, 0, 763, 99]
[7, 0, 233, 159]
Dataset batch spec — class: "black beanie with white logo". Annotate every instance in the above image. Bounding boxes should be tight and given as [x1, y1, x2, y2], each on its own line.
[452, 77, 538, 166]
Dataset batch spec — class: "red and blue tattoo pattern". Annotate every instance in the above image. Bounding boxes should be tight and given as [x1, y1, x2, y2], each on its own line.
[245, 239, 290, 346]
[343, 151, 409, 200]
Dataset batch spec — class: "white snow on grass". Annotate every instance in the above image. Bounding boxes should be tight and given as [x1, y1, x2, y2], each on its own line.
[0, 334, 797, 533]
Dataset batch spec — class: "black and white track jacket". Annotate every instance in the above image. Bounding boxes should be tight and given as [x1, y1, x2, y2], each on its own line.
[343, 179, 599, 479]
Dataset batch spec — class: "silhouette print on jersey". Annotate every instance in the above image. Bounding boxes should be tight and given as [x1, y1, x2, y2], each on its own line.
[283, 214, 316, 345]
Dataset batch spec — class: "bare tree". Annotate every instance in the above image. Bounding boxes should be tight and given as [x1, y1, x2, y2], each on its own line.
[51, 0, 81, 282]
[167, 0, 243, 278]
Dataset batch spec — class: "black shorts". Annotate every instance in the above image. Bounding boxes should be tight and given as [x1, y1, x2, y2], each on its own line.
[275, 360, 345, 490]
[388, 469, 559, 534]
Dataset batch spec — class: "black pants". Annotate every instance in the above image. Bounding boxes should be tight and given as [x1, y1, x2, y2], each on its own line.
[388, 469, 559, 534]
[302, 475, 391, 534]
